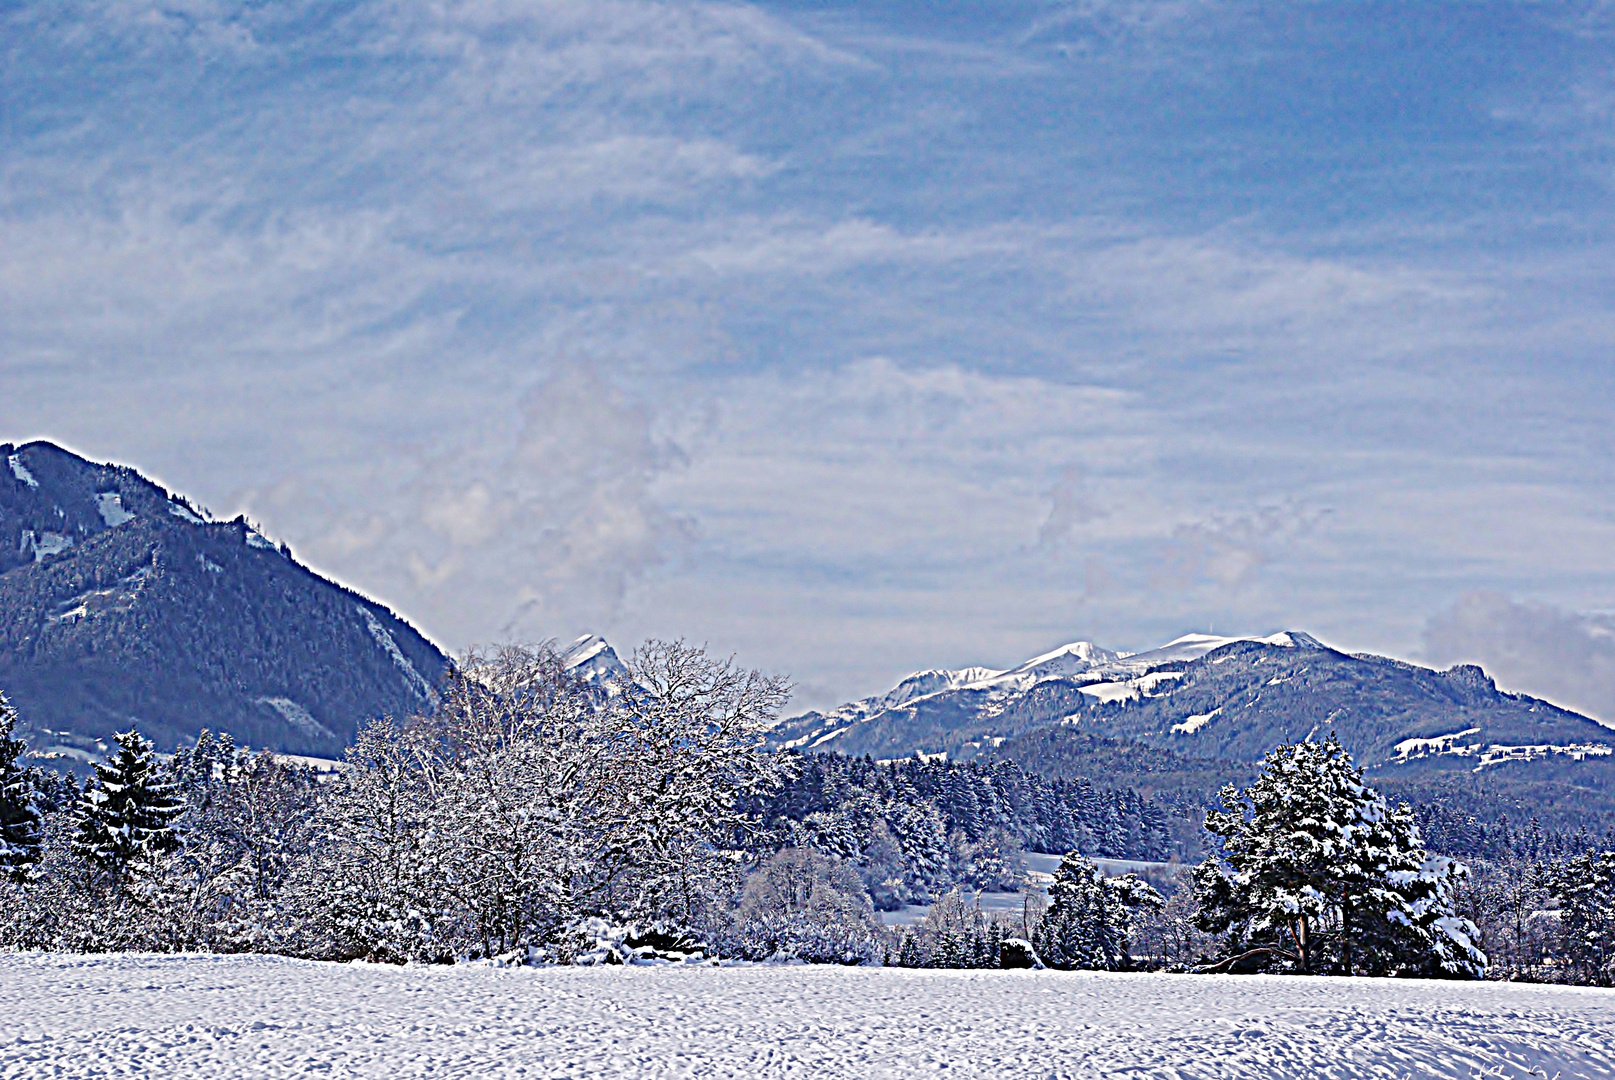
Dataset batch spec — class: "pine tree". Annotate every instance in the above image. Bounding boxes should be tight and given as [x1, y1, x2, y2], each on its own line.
[1034, 851, 1161, 970]
[0, 693, 43, 880]
[72, 729, 186, 883]
[1553, 850, 1615, 987]
[1194, 735, 1486, 978]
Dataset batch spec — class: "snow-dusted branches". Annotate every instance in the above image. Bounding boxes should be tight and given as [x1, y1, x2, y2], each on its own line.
[1193, 735, 1486, 978]
[304, 639, 792, 961]
[1034, 852, 1162, 971]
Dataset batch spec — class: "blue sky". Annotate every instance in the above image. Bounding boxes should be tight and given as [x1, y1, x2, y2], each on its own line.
[4, 1, 1615, 715]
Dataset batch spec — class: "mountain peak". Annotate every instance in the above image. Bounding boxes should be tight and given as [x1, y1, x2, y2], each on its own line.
[0, 440, 449, 760]
[562, 634, 628, 686]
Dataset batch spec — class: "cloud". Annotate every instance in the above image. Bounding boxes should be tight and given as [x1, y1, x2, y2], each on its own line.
[5, 0, 1615, 710]
[238, 362, 693, 652]
[1036, 465, 1108, 552]
[1423, 593, 1615, 727]
[1061, 235, 1482, 364]
[1153, 503, 1330, 594]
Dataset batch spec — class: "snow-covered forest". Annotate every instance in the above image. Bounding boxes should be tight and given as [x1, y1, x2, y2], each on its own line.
[0, 641, 1611, 986]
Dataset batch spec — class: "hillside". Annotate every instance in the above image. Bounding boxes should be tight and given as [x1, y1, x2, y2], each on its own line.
[769, 631, 1615, 831]
[0, 441, 449, 760]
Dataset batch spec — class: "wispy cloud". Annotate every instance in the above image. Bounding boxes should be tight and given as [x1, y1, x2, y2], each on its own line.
[3, 0, 1613, 707]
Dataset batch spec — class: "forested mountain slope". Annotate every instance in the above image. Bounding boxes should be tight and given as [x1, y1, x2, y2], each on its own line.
[0, 441, 448, 760]
[770, 632, 1615, 832]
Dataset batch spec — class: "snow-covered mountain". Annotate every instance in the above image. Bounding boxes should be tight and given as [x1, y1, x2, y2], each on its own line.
[765, 630, 1615, 831]
[770, 631, 1325, 753]
[560, 634, 629, 687]
[0, 440, 449, 761]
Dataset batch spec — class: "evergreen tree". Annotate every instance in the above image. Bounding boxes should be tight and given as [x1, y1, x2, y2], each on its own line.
[1552, 850, 1615, 987]
[1194, 735, 1486, 978]
[72, 729, 186, 883]
[1034, 851, 1162, 971]
[0, 693, 44, 880]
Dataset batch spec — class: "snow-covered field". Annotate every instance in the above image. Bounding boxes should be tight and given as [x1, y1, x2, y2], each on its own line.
[2, 954, 1613, 1079]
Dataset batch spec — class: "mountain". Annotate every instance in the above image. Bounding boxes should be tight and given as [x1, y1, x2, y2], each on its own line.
[768, 631, 1615, 832]
[560, 634, 629, 687]
[0, 441, 449, 762]
[770, 632, 1324, 757]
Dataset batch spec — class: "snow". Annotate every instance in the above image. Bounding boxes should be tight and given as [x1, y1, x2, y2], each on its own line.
[1, 954, 1612, 1079]
[1171, 707, 1221, 735]
[1077, 669, 1184, 704]
[21, 529, 73, 562]
[561, 634, 630, 688]
[1394, 729, 1483, 762]
[7, 453, 37, 488]
[359, 606, 437, 704]
[1391, 729, 1614, 768]
[169, 500, 206, 524]
[272, 753, 345, 777]
[94, 491, 136, 526]
[1474, 741, 1614, 768]
[565, 634, 611, 666]
[773, 628, 1324, 748]
[245, 529, 277, 550]
[255, 697, 336, 741]
[956, 641, 1123, 694]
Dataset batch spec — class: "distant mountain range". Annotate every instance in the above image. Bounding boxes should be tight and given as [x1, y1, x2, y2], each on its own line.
[767, 631, 1615, 832]
[0, 441, 449, 762]
[5, 437, 1610, 833]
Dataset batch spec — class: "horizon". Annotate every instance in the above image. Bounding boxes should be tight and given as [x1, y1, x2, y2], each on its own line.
[5, 2, 1614, 718]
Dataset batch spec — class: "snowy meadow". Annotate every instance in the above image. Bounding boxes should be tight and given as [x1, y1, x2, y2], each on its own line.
[2, 953, 1612, 1079]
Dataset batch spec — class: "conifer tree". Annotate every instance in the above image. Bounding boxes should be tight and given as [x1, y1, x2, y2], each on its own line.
[1553, 850, 1615, 987]
[1194, 735, 1485, 978]
[72, 729, 186, 883]
[1034, 851, 1162, 971]
[0, 693, 43, 880]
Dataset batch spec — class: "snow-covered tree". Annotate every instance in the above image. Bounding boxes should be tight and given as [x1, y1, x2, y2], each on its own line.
[887, 889, 1012, 969]
[603, 639, 793, 929]
[153, 732, 321, 951]
[1034, 852, 1163, 971]
[0, 693, 43, 880]
[1194, 736, 1486, 978]
[72, 729, 185, 884]
[301, 639, 791, 962]
[732, 847, 883, 964]
[1552, 850, 1615, 987]
[295, 718, 451, 963]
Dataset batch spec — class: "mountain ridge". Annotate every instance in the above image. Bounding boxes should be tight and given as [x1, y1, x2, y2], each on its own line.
[0, 440, 450, 761]
[763, 630, 1615, 830]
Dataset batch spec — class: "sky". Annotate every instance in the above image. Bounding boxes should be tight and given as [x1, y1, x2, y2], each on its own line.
[4, 1, 1615, 717]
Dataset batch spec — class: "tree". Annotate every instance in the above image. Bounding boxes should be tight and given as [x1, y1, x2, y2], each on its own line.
[889, 890, 1007, 969]
[1034, 852, 1163, 971]
[1194, 735, 1485, 978]
[302, 639, 792, 962]
[0, 693, 43, 880]
[1553, 850, 1615, 987]
[1457, 853, 1555, 982]
[72, 729, 185, 884]
[732, 847, 883, 964]
[604, 639, 793, 929]
[157, 731, 322, 951]
[296, 718, 450, 963]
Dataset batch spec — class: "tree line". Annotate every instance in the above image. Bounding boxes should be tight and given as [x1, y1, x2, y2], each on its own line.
[0, 642, 1610, 984]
